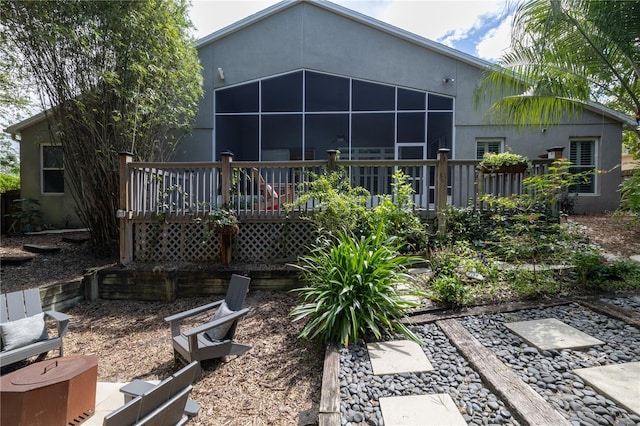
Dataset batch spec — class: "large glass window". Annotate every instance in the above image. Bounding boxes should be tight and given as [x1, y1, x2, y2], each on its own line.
[42, 145, 64, 194]
[305, 72, 349, 112]
[216, 82, 258, 113]
[352, 80, 395, 111]
[262, 72, 302, 112]
[570, 139, 597, 194]
[214, 70, 453, 161]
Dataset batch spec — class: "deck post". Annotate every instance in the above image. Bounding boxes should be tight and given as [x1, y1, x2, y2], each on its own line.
[118, 152, 134, 265]
[220, 151, 234, 207]
[326, 150, 338, 171]
[436, 148, 450, 237]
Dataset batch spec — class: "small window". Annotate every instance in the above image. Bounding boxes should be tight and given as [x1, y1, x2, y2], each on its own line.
[570, 139, 597, 194]
[476, 139, 504, 159]
[42, 145, 64, 194]
[398, 88, 425, 111]
[305, 72, 349, 112]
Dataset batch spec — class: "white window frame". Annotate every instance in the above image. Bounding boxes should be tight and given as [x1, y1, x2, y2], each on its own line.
[569, 138, 598, 195]
[476, 138, 504, 159]
[41, 144, 64, 195]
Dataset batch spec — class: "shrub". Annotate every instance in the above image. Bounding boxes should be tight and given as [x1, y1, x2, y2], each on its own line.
[431, 276, 466, 306]
[0, 174, 20, 193]
[291, 168, 370, 237]
[289, 228, 424, 346]
[369, 170, 429, 253]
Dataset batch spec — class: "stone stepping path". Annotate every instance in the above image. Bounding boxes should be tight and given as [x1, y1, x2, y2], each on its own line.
[367, 340, 433, 375]
[379, 394, 467, 426]
[0, 255, 35, 265]
[23, 244, 61, 254]
[574, 361, 640, 416]
[504, 317, 604, 350]
[361, 313, 633, 426]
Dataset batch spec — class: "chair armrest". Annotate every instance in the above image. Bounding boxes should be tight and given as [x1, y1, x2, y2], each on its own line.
[45, 310, 71, 337]
[164, 300, 224, 323]
[182, 308, 250, 338]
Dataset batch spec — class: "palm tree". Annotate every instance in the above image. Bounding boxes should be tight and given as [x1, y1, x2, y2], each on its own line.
[475, 0, 639, 132]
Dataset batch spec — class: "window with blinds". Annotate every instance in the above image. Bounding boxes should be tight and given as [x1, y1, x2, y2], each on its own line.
[476, 139, 503, 159]
[569, 139, 596, 194]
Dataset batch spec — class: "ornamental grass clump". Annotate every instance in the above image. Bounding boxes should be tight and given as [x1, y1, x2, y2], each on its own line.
[290, 228, 425, 347]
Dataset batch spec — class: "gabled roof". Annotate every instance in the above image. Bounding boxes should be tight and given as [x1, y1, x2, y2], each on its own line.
[196, 0, 492, 70]
[4, 0, 637, 134]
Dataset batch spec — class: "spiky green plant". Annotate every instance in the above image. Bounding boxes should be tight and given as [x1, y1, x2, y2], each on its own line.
[290, 228, 424, 347]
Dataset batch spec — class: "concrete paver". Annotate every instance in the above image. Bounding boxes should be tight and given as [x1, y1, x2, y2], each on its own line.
[367, 340, 433, 375]
[574, 361, 640, 416]
[83, 382, 126, 425]
[504, 318, 604, 350]
[379, 394, 467, 426]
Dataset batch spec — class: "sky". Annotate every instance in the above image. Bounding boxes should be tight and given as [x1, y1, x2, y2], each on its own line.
[188, 0, 515, 62]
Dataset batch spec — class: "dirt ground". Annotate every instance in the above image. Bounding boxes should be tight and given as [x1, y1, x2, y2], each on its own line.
[0, 213, 638, 425]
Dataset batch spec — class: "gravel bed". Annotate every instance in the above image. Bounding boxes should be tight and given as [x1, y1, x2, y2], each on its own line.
[460, 300, 640, 426]
[340, 323, 520, 426]
[340, 298, 640, 426]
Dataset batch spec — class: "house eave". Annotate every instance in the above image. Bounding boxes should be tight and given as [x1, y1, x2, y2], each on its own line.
[195, 0, 493, 71]
[4, 110, 49, 138]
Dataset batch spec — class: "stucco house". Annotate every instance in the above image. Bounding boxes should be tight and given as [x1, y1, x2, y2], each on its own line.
[5, 0, 636, 229]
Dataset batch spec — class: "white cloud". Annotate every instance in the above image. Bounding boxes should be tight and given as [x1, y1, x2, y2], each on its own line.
[381, 1, 501, 41]
[475, 12, 513, 61]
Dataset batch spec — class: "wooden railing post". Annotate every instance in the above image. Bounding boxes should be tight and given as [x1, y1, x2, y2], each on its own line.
[220, 151, 233, 207]
[326, 150, 338, 172]
[436, 148, 450, 237]
[119, 152, 134, 265]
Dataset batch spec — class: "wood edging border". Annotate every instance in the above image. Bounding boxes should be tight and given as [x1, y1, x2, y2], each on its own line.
[318, 342, 341, 426]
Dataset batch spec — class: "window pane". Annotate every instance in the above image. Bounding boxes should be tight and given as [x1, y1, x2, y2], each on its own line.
[397, 112, 425, 143]
[352, 113, 394, 159]
[305, 114, 349, 160]
[477, 140, 502, 159]
[352, 80, 395, 111]
[427, 112, 453, 158]
[305, 72, 349, 112]
[262, 72, 302, 112]
[216, 82, 259, 113]
[398, 146, 424, 159]
[216, 115, 259, 160]
[43, 146, 63, 168]
[428, 94, 453, 110]
[398, 88, 425, 110]
[262, 115, 302, 152]
[43, 170, 64, 193]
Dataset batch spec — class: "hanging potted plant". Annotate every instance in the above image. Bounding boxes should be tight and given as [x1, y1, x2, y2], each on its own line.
[479, 151, 531, 173]
[207, 207, 239, 265]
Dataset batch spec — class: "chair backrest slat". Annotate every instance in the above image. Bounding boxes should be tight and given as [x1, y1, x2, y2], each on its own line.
[135, 386, 192, 426]
[138, 377, 173, 420]
[225, 274, 250, 311]
[0, 293, 8, 322]
[6, 291, 27, 321]
[169, 361, 198, 397]
[103, 396, 142, 426]
[23, 289, 43, 317]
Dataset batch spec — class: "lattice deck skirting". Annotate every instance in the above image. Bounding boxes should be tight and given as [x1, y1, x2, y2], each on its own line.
[133, 219, 315, 264]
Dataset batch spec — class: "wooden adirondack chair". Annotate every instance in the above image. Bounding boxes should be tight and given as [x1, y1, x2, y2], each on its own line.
[164, 275, 251, 372]
[103, 362, 197, 426]
[0, 288, 70, 368]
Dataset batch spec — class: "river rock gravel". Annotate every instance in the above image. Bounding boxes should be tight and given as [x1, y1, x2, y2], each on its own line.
[340, 297, 640, 426]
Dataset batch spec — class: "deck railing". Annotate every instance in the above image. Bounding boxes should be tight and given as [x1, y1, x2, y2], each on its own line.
[119, 150, 551, 219]
[118, 150, 550, 263]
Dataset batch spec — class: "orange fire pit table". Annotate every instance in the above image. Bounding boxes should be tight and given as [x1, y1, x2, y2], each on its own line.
[1, 354, 98, 426]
